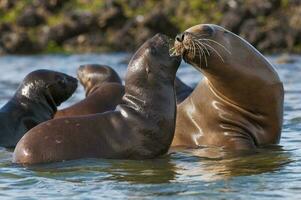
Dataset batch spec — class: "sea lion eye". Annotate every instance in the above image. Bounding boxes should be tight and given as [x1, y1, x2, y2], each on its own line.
[202, 25, 214, 35]
[58, 78, 67, 86]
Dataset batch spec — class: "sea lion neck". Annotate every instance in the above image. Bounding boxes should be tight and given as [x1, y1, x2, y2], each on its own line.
[121, 43, 179, 114]
[84, 83, 99, 96]
[14, 81, 57, 115]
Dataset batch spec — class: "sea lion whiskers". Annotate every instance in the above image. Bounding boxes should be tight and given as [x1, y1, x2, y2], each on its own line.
[188, 42, 195, 59]
[169, 46, 177, 56]
[200, 41, 225, 63]
[169, 41, 177, 56]
[198, 38, 231, 55]
[193, 32, 229, 53]
[191, 40, 205, 67]
[191, 39, 196, 59]
[190, 34, 226, 64]
[194, 38, 210, 56]
[192, 39, 208, 68]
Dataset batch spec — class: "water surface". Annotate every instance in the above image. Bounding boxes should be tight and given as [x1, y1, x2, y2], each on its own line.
[0, 54, 300, 199]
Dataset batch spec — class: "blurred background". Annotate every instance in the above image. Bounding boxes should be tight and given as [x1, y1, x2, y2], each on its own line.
[0, 0, 300, 55]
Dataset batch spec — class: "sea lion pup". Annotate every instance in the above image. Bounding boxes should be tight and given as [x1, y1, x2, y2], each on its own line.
[13, 34, 181, 164]
[77, 64, 122, 97]
[54, 64, 124, 118]
[0, 70, 77, 148]
[171, 24, 284, 150]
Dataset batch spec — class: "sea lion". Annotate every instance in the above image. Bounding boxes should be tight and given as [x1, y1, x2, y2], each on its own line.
[55, 64, 192, 119]
[0, 69, 77, 148]
[13, 33, 181, 164]
[175, 77, 193, 104]
[54, 64, 124, 118]
[77, 64, 122, 97]
[171, 24, 284, 150]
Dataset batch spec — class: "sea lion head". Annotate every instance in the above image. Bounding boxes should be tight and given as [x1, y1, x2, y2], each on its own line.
[125, 33, 181, 91]
[77, 64, 122, 96]
[172, 24, 237, 71]
[19, 69, 78, 110]
[172, 24, 281, 88]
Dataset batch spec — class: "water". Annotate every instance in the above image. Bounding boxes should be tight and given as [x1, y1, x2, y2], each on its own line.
[0, 53, 300, 199]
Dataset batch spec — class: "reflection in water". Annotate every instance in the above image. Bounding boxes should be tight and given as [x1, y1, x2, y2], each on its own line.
[171, 146, 292, 182]
[27, 157, 178, 184]
[21, 145, 292, 185]
[103, 157, 177, 184]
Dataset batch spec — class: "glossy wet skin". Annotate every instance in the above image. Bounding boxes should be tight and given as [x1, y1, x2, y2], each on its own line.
[0, 69, 78, 148]
[17, 69, 78, 110]
[172, 24, 284, 150]
[13, 34, 181, 164]
[54, 65, 124, 118]
[55, 61, 192, 119]
[77, 64, 122, 96]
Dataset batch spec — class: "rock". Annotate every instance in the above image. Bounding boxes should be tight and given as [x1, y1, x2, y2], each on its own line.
[239, 19, 264, 45]
[0, 23, 12, 34]
[142, 10, 179, 37]
[245, 0, 281, 16]
[97, 2, 127, 30]
[123, 0, 146, 9]
[288, 7, 301, 46]
[0, 0, 16, 10]
[220, 8, 249, 33]
[220, 0, 280, 34]
[34, 0, 67, 12]
[109, 9, 179, 52]
[41, 11, 97, 44]
[67, 11, 97, 30]
[257, 28, 286, 52]
[17, 6, 45, 27]
[108, 19, 139, 51]
[0, 31, 37, 54]
[63, 32, 106, 52]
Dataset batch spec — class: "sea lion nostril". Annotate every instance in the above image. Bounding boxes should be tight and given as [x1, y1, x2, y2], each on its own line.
[176, 33, 185, 42]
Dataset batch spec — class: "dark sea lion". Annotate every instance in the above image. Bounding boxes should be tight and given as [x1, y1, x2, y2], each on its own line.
[0, 70, 77, 148]
[13, 34, 181, 164]
[54, 64, 124, 118]
[171, 24, 284, 150]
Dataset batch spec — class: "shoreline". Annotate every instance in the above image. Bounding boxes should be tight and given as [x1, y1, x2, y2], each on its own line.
[0, 0, 300, 54]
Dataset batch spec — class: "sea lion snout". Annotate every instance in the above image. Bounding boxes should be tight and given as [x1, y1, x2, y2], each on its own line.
[147, 34, 181, 66]
[63, 75, 78, 87]
[176, 33, 184, 42]
[65, 75, 78, 93]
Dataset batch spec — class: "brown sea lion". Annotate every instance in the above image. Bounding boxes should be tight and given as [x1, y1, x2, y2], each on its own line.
[171, 24, 284, 150]
[54, 64, 124, 118]
[77, 64, 122, 97]
[13, 33, 181, 164]
[0, 70, 77, 148]
[175, 77, 193, 104]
